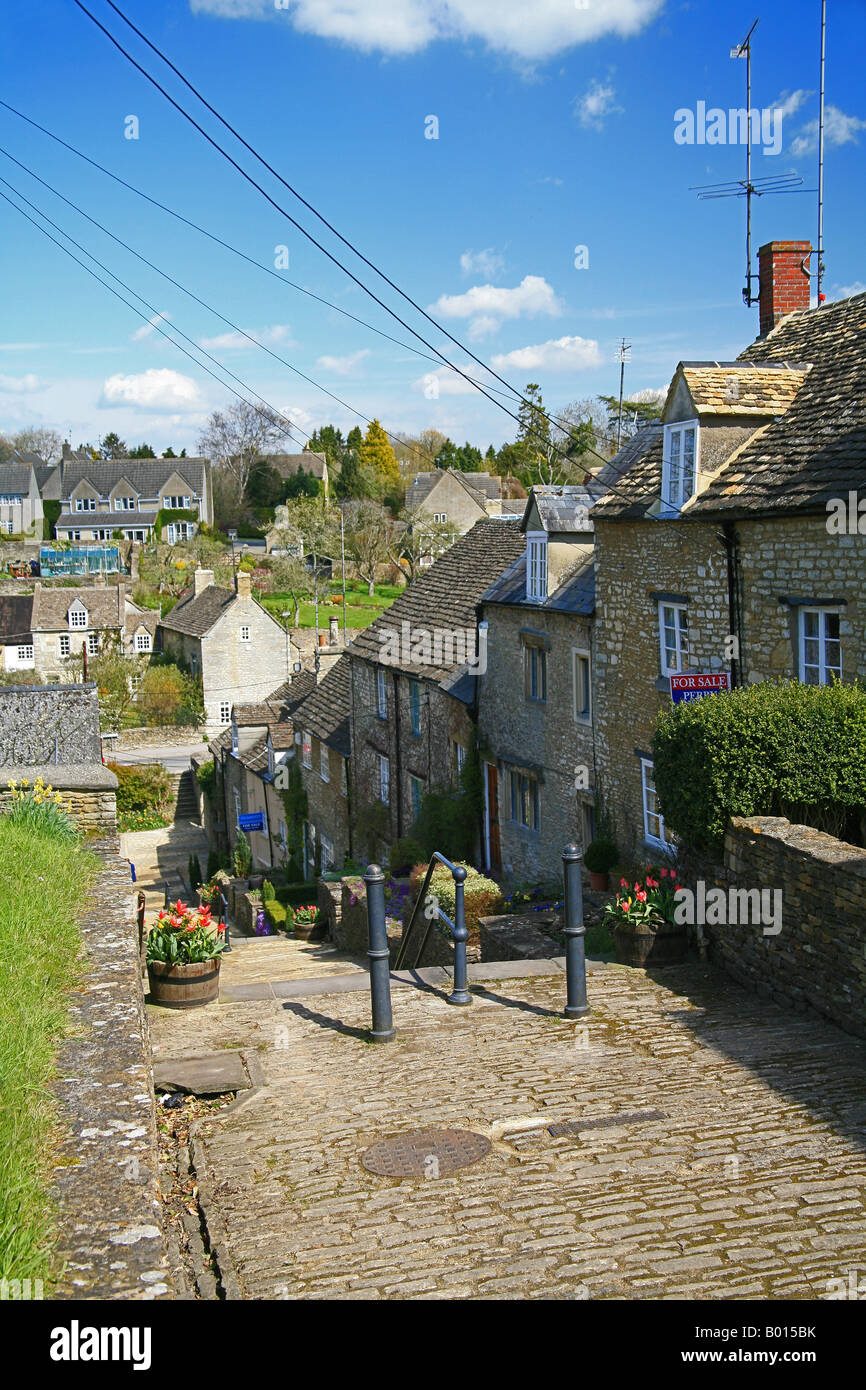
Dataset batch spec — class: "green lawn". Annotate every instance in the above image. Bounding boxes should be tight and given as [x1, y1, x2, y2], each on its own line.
[0, 821, 99, 1286]
[261, 580, 402, 630]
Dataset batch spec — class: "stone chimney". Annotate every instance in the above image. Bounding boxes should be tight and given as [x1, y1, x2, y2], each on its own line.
[194, 567, 214, 597]
[328, 616, 340, 645]
[236, 570, 252, 598]
[61, 442, 72, 461]
[758, 240, 812, 337]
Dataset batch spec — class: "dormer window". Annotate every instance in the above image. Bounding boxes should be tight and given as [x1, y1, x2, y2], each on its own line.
[526, 532, 548, 602]
[661, 421, 699, 513]
[68, 604, 88, 629]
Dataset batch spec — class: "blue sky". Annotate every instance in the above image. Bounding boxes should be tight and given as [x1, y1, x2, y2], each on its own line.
[1, 0, 864, 457]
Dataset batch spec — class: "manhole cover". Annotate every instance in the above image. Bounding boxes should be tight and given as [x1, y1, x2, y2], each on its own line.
[548, 1109, 666, 1138]
[361, 1128, 491, 1178]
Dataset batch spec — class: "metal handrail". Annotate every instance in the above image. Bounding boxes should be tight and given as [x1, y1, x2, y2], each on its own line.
[392, 852, 471, 1006]
[394, 851, 459, 972]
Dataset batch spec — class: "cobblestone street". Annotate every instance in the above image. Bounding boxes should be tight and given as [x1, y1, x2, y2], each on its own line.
[150, 960, 866, 1300]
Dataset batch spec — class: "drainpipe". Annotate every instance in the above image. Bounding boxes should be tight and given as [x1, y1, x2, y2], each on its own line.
[392, 670, 403, 840]
[719, 522, 744, 688]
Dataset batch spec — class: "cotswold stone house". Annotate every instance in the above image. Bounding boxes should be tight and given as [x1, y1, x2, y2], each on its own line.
[477, 485, 600, 884]
[346, 518, 524, 863]
[0, 461, 44, 537]
[590, 244, 866, 858]
[293, 653, 352, 875]
[159, 568, 291, 733]
[405, 469, 509, 535]
[0, 583, 156, 678]
[49, 448, 213, 543]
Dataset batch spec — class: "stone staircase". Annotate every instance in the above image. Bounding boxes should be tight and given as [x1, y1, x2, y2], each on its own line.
[173, 769, 200, 823]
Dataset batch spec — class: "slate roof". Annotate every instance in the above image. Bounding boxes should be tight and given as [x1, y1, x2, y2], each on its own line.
[406, 469, 499, 510]
[267, 451, 327, 481]
[482, 550, 595, 616]
[0, 463, 32, 495]
[679, 362, 811, 416]
[55, 511, 158, 529]
[524, 484, 602, 534]
[347, 517, 525, 685]
[159, 585, 236, 637]
[59, 455, 208, 500]
[0, 595, 34, 643]
[593, 291, 866, 520]
[33, 586, 126, 631]
[291, 653, 351, 757]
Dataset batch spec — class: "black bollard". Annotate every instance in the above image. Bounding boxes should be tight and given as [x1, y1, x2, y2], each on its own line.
[562, 843, 589, 1018]
[365, 865, 395, 1041]
[448, 866, 472, 1006]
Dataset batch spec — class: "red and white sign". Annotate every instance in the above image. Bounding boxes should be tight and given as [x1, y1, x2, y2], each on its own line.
[670, 672, 731, 704]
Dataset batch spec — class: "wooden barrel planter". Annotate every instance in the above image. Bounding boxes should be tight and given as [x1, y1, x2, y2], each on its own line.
[147, 959, 221, 1009]
[613, 921, 688, 968]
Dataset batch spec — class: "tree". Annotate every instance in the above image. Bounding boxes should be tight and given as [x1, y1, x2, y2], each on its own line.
[388, 508, 459, 581]
[10, 427, 63, 464]
[89, 650, 137, 731]
[597, 392, 664, 447]
[246, 457, 284, 511]
[336, 425, 378, 501]
[129, 442, 156, 459]
[270, 553, 314, 626]
[359, 419, 402, 501]
[198, 400, 294, 499]
[433, 437, 459, 470]
[136, 663, 203, 727]
[100, 432, 128, 460]
[162, 447, 177, 458]
[342, 499, 394, 596]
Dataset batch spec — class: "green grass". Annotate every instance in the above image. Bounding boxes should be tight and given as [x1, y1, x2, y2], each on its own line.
[0, 820, 99, 1286]
[261, 581, 401, 630]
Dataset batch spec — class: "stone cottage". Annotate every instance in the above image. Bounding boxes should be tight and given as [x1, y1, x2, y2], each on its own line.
[590, 242, 866, 858]
[159, 568, 292, 733]
[0, 582, 157, 678]
[405, 469, 508, 536]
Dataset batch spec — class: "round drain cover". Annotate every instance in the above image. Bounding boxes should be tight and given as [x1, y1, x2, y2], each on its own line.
[361, 1127, 491, 1178]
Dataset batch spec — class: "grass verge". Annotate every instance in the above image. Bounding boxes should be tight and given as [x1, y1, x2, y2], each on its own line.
[0, 820, 99, 1286]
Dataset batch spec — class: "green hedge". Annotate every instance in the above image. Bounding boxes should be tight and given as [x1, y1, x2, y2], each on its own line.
[275, 882, 317, 906]
[264, 900, 288, 929]
[652, 679, 866, 852]
[106, 761, 172, 816]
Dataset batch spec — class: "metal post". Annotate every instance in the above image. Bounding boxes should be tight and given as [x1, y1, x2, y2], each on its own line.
[219, 892, 232, 953]
[365, 865, 395, 1041]
[562, 844, 589, 1018]
[448, 866, 472, 1006]
[163, 880, 170, 910]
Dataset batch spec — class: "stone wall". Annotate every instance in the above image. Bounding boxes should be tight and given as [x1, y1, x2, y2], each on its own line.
[0, 766, 117, 832]
[50, 841, 171, 1299]
[317, 877, 342, 941]
[0, 682, 104, 766]
[301, 741, 351, 872]
[694, 816, 866, 1039]
[113, 726, 208, 750]
[479, 912, 561, 962]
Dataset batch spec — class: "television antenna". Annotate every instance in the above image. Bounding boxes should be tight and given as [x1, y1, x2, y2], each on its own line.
[615, 339, 631, 450]
[690, 18, 810, 307]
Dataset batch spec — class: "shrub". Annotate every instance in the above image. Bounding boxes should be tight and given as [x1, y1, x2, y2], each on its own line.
[262, 878, 276, 901]
[107, 761, 172, 817]
[232, 831, 252, 878]
[136, 663, 204, 727]
[275, 882, 316, 906]
[4, 777, 79, 845]
[388, 836, 425, 876]
[206, 850, 221, 880]
[584, 838, 618, 874]
[264, 899, 288, 930]
[409, 861, 504, 936]
[652, 679, 866, 852]
[195, 760, 215, 799]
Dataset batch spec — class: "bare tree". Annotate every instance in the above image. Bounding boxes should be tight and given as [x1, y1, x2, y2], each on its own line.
[198, 401, 294, 498]
[342, 500, 394, 596]
[270, 553, 314, 626]
[11, 426, 64, 465]
[388, 508, 459, 581]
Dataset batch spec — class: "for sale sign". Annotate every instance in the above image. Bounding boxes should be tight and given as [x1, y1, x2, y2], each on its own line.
[670, 672, 731, 704]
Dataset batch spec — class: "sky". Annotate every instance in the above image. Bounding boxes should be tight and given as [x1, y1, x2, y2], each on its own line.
[1, 0, 864, 459]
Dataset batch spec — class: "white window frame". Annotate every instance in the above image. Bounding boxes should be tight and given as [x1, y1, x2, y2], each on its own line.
[135, 631, 152, 653]
[799, 607, 842, 686]
[658, 601, 690, 677]
[379, 754, 390, 805]
[509, 768, 540, 833]
[114, 495, 137, 511]
[87, 632, 99, 655]
[239, 625, 251, 643]
[319, 831, 335, 873]
[525, 531, 548, 602]
[432, 511, 447, 523]
[572, 648, 592, 723]
[219, 701, 231, 726]
[320, 742, 330, 782]
[68, 606, 88, 629]
[302, 732, 312, 768]
[641, 757, 672, 849]
[376, 667, 387, 719]
[74, 496, 96, 512]
[661, 420, 700, 513]
[58, 634, 71, 658]
[17, 644, 34, 664]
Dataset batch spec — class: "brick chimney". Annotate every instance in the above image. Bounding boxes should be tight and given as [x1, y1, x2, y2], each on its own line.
[193, 567, 214, 597]
[236, 570, 252, 598]
[758, 240, 812, 337]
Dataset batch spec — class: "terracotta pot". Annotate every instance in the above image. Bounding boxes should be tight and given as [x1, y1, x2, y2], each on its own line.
[147, 958, 221, 1008]
[292, 920, 317, 941]
[588, 871, 609, 892]
[613, 921, 688, 969]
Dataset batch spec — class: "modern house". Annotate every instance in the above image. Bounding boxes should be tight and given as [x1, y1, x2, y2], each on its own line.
[0, 582, 157, 678]
[158, 568, 292, 733]
[476, 484, 601, 884]
[590, 241, 866, 857]
[49, 448, 213, 543]
[0, 461, 45, 537]
[346, 517, 525, 863]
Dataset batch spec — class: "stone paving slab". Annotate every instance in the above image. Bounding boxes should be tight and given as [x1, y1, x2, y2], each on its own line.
[150, 961, 866, 1301]
[154, 1052, 251, 1095]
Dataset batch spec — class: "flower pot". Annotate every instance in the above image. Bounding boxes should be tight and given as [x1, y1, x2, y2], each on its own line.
[613, 921, 688, 969]
[147, 958, 221, 1009]
[292, 921, 317, 941]
[588, 871, 610, 892]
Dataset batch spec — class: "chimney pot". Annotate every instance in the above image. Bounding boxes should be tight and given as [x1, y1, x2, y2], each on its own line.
[758, 240, 812, 337]
[328, 616, 339, 644]
[193, 567, 214, 597]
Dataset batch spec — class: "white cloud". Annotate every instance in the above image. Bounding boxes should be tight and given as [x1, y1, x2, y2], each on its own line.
[132, 311, 172, 342]
[189, 0, 666, 61]
[412, 363, 487, 397]
[0, 373, 46, 393]
[831, 281, 866, 301]
[791, 104, 866, 157]
[429, 275, 561, 338]
[630, 384, 668, 405]
[316, 349, 370, 375]
[100, 369, 202, 411]
[574, 78, 623, 130]
[769, 88, 811, 121]
[460, 248, 505, 279]
[490, 335, 602, 372]
[198, 324, 293, 351]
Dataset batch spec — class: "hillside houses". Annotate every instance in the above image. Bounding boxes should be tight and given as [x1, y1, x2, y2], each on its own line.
[0, 582, 156, 677]
[46, 447, 213, 543]
[0, 461, 44, 538]
[406, 468, 514, 534]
